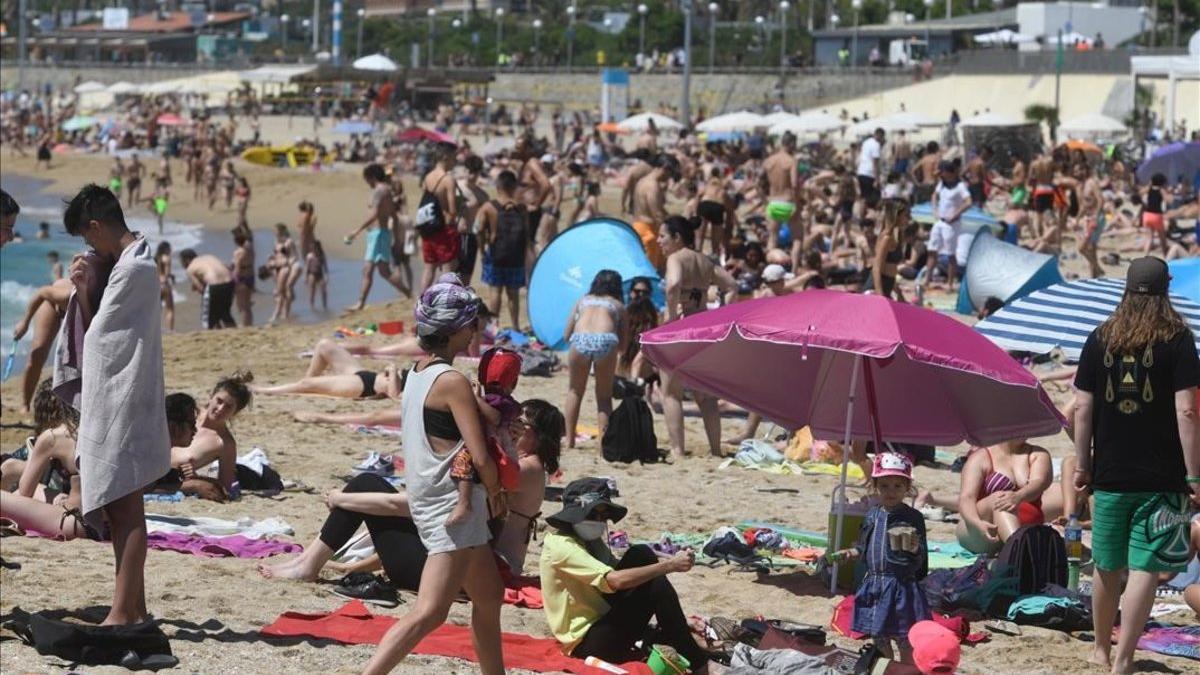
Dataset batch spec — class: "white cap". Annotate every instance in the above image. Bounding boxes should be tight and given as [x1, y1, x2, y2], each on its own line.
[540, 153, 555, 164]
[762, 264, 794, 283]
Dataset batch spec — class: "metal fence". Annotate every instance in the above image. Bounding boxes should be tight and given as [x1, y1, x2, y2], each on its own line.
[948, 48, 1188, 75]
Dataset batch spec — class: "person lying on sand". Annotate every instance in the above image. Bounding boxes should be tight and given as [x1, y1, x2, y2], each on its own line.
[254, 358, 401, 400]
[0, 392, 197, 541]
[301, 299, 494, 365]
[150, 373, 253, 502]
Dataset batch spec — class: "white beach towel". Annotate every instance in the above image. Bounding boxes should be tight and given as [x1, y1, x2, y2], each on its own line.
[145, 514, 295, 539]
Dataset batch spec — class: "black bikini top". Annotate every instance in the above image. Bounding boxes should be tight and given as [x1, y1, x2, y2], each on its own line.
[401, 360, 464, 441]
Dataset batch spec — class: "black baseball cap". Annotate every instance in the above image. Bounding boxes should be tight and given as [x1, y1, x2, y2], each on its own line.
[938, 160, 957, 173]
[545, 477, 627, 530]
[1126, 256, 1169, 296]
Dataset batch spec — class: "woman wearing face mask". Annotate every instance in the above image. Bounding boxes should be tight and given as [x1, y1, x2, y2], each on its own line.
[540, 478, 721, 673]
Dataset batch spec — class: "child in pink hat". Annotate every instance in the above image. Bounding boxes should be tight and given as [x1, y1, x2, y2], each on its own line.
[834, 450, 932, 664]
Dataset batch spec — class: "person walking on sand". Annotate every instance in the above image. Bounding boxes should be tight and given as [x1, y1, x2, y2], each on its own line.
[416, 147, 464, 293]
[477, 170, 532, 330]
[762, 132, 801, 250]
[57, 183, 171, 626]
[346, 163, 412, 311]
[1073, 257, 1200, 675]
[179, 249, 237, 329]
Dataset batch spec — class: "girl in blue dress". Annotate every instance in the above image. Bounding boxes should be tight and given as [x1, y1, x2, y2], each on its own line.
[835, 451, 931, 663]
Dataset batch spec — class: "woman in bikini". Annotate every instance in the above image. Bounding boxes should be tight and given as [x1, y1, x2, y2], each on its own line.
[562, 270, 628, 449]
[697, 167, 731, 258]
[234, 176, 251, 223]
[156, 241, 175, 332]
[253, 341, 401, 400]
[955, 439, 1053, 554]
[872, 199, 912, 302]
[305, 239, 329, 311]
[7, 380, 78, 500]
[268, 223, 304, 324]
[231, 225, 256, 327]
[659, 216, 737, 458]
[160, 372, 254, 502]
[296, 200, 318, 259]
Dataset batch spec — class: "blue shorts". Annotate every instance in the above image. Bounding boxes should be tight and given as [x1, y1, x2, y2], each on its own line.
[364, 228, 392, 264]
[481, 251, 526, 288]
[569, 332, 619, 361]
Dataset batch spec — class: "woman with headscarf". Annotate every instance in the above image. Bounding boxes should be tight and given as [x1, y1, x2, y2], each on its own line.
[1073, 257, 1200, 675]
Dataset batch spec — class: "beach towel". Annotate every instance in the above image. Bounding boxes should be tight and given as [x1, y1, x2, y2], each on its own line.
[64, 239, 168, 530]
[145, 513, 294, 539]
[260, 600, 652, 674]
[147, 532, 302, 559]
[51, 250, 111, 410]
[348, 423, 403, 437]
[738, 521, 976, 570]
[1137, 624, 1200, 661]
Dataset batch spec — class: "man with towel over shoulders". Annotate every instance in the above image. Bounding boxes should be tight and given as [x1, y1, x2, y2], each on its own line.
[58, 184, 170, 626]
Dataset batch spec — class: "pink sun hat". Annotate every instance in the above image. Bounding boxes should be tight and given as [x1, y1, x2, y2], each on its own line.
[871, 450, 914, 480]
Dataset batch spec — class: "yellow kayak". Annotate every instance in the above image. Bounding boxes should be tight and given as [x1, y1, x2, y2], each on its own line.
[241, 146, 330, 168]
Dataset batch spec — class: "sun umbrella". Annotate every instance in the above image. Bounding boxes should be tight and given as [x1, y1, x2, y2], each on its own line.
[396, 127, 456, 145]
[334, 120, 375, 135]
[696, 111, 768, 133]
[910, 202, 998, 233]
[640, 290, 1064, 591]
[106, 81, 141, 95]
[617, 112, 683, 132]
[156, 113, 189, 127]
[847, 114, 919, 136]
[1135, 141, 1200, 185]
[73, 80, 107, 94]
[762, 111, 802, 126]
[353, 53, 399, 72]
[975, 277, 1200, 361]
[768, 111, 843, 136]
[1059, 139, 1103, 155]
[61, 115, 98, 131]
[1059, 113, 1126, 137]
[1168, 257, 1200, 304]
[972, 29, 1036, 45]
[596, 121, 629, 134]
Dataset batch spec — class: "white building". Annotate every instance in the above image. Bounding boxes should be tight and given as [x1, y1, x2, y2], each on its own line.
[1016, 2, 1147, 50]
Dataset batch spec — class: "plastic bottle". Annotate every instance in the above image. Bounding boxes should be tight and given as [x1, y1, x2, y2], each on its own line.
[1065, 513, 1083, 591]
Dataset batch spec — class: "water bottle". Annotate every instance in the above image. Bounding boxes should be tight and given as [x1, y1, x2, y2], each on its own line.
[1065, 513, 1083, 591]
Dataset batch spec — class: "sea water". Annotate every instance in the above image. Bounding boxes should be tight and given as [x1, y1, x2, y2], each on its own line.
[0, 175, 408, 377]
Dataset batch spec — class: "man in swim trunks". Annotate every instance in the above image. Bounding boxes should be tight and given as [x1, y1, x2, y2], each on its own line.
[346, 163, 412, 308]
[909, 141, 941, 204]
[1075, 162, 1105, 278]
[1029, 153, 1058, 240]
[890, 130, 912, 176]
[180, 249, 237, 329]
[965, 145, 991, 207]
[631, 154, 679, 272]
[762, 131, 801, 251]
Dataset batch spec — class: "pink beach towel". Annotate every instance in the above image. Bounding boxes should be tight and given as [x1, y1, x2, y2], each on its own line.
[147, 532, 301, 558]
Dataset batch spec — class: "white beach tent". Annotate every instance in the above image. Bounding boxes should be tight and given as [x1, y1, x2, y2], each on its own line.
[74, 81, 107, 94]
[1059, 113, 1127, 137]
[618, 112, 683, 132]
[353, 53, 399, 72]
[696, 111, 768, 133]
[762, 111, 802, 127]
[972, 29, 1035, 45]
[768, 111, 843, 136]
[959, 111, 1022, 127]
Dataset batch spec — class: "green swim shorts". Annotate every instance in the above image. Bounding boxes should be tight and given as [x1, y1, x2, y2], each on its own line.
[1091, 490, 1191, 573]
[109, 178, 122, 193]
[154, 197, 168, 216]
[766, 200, 796, 224]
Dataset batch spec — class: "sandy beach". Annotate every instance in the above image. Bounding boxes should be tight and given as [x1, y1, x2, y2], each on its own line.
[1, 153, 1195, 675]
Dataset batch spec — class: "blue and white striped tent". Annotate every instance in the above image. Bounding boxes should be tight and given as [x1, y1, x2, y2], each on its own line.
[976, 277, 1200, 362]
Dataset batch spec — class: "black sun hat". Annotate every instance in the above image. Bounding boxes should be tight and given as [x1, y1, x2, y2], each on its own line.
[545, 477, 627, 531]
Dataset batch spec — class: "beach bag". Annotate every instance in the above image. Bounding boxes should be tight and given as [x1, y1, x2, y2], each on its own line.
[415, 175, 449, 238]
[517, 348, 558, 377]
[602, 396, 659, 464]
[757, 619, 827, 650]
[923, 556, 1018, 616]
[1005, 595, 1092, 632]
[235, 463, 284, 491]
[490, 201, 528, 268]
[994, 524, 1067, 597]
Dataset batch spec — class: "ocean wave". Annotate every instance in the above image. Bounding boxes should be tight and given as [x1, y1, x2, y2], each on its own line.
[0, 279, 38, 309]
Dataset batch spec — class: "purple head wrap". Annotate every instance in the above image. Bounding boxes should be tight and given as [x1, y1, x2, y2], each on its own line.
[415, 273, 479, 337]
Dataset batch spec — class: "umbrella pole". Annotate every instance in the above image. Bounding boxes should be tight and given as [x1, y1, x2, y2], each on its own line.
[830, 354, 863, 595]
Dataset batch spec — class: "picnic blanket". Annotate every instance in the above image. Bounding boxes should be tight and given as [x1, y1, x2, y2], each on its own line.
[147, 532, 301, 559]
[1137, 624, 1200, 661]
[738, 521, 977, 570]
[260, 600, 651, 674]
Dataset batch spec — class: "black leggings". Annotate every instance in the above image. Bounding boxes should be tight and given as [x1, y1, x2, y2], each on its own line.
[572, 545, 708, 669]
[318, 474, 428, 591]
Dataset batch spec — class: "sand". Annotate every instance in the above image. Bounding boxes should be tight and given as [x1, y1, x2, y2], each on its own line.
[1, 154, 1194, 674]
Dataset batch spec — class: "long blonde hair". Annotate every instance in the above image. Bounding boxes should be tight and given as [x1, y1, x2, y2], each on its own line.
[1099, 293, 1189, 354]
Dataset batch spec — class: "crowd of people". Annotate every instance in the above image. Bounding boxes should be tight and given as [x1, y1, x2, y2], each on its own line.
[1, 77, 1199, 674]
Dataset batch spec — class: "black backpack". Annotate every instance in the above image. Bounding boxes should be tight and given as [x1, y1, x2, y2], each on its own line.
[490, 201, 528, 268]
[994, 524, 1067, 597]
[415, 174, 449, 237]
[601, 394, 659, 464]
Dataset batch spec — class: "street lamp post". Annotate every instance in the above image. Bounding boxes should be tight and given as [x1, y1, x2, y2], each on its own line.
[356, 9, 364, 58]
[638, 4, 648, 60]
[282, 14, 290, 51]
[427, 8, 436, 67]
[755, 15, 765, 66]
[708, 2, 718, 74]
[780, 1, 790, 76]
[495, 7, 504, 71]
[923, 0, 933, 51]
[682, 0, 693, 128]
[312, 0, 320, 52]
[533, 19, 543, 59]
[946, 0, 951, 20]
[566, 4, 576, 71]
[852, 0, 862, 68]
[17, 0, 26, 89]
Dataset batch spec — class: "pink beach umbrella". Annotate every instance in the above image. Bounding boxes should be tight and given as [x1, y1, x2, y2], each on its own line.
[639, 290, 1064, 591]
[155, 113, 189, 127]
[396, 126, 457, 145]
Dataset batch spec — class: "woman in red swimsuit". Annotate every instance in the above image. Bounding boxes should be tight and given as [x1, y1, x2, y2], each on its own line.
[955, 439, 1053, 554]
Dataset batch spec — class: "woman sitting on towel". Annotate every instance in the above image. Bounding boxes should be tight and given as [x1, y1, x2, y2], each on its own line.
[154, 371, 253, 501]
[0, 379, 78, 497]
[260, 398, 564, 582]
[954, 439, 1053, 554]
[539, 478, 719, 673]
[0, 393, 197, 541]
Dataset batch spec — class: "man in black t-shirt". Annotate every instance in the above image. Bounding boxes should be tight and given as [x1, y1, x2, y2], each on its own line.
[1073, 256, 1200, 673]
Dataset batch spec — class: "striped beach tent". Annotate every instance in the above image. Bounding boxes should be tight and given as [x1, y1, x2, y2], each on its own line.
[975, 277, 1200, 362]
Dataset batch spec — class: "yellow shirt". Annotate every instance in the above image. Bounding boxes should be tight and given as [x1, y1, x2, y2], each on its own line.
[539, 531, 617, 653]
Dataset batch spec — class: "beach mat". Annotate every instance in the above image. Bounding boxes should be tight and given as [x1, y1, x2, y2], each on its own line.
[738, 521, 977, 570]
[1137, 624, 1200, 661]
[147, 532, 301, 559]
[260, 600, 652, 674]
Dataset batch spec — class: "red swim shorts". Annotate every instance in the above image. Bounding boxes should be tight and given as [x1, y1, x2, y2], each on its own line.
[422, 225, 461, 265]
